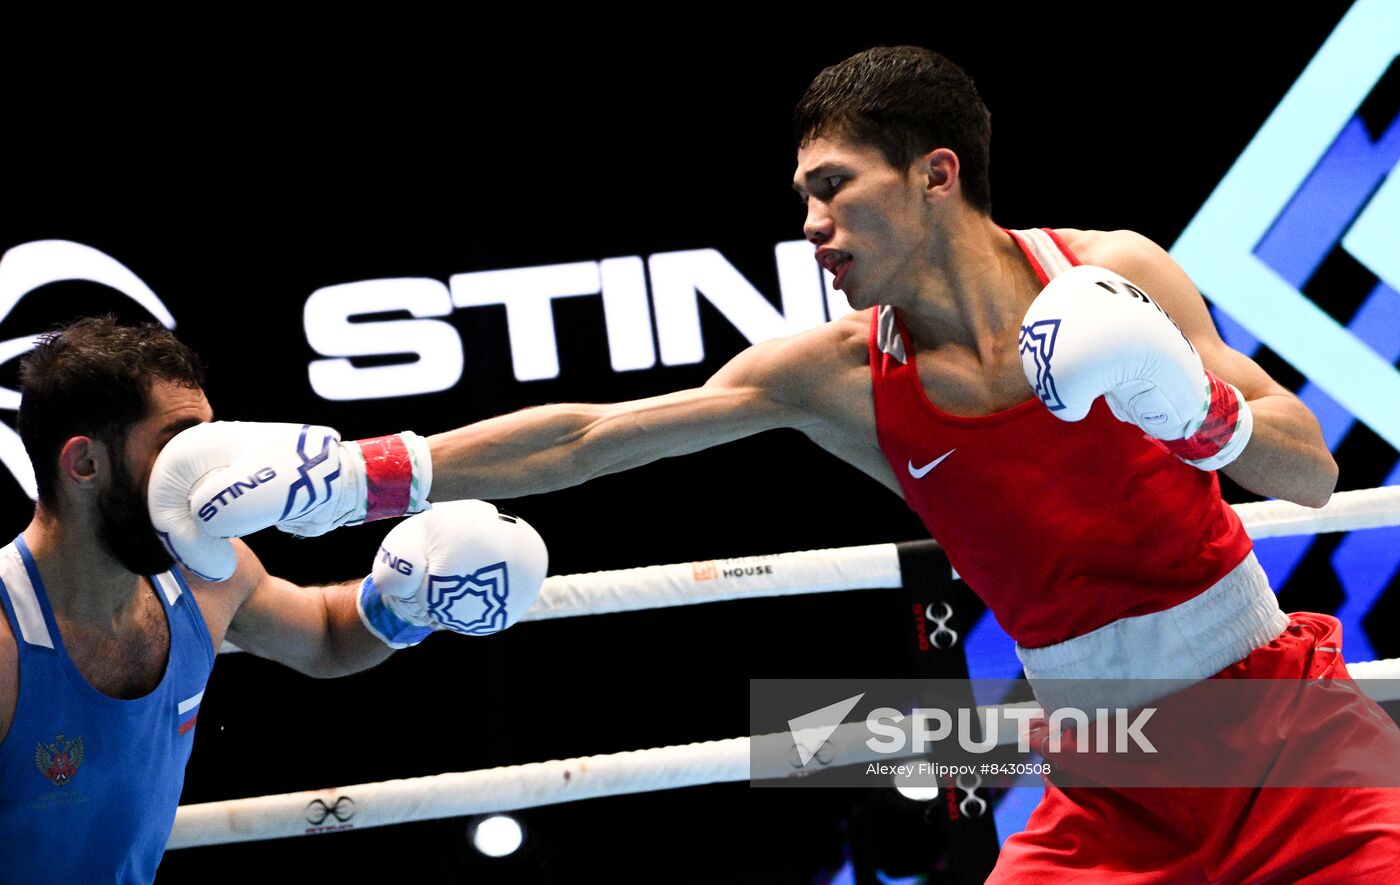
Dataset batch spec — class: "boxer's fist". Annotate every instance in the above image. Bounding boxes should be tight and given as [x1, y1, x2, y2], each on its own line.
[356, 500, 548, 648]
[1019, 264, 1252, 470]
[148, 421, 433, 581]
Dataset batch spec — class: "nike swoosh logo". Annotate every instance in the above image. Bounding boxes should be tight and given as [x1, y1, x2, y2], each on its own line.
[908, 449, 955, 479]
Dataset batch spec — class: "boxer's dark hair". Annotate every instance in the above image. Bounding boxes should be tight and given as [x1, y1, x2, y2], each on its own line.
[794, 46, 993, 214]
[18, 316, 205, 508]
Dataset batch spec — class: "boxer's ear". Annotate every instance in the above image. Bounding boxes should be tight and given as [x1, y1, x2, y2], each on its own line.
[57, 435, 110, 501]
[915, 148, 959, 204]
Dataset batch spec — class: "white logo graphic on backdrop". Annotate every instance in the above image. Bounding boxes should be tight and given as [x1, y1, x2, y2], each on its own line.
[0, 241, 177, 499]
[303, 242, 847, 401]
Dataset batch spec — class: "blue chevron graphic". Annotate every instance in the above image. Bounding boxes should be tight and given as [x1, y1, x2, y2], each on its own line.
[279, 425, 340, 520]
[1018, 320, 1066, 411]
[1198, 66, 1400, 659]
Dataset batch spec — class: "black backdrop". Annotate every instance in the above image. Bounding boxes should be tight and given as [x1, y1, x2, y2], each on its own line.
[2, 6, 1382, 883]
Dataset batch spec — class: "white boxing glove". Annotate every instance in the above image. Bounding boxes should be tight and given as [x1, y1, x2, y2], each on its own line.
[1018, 264, 1252, 470]
[148, 421, 433, 581]
[356, 500, 548, 648]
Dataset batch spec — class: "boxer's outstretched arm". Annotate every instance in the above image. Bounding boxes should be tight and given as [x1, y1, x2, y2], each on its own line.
[1096, 231, 1338, 508]
[424, 330, 833, 501]
[149, 318, 883, 578]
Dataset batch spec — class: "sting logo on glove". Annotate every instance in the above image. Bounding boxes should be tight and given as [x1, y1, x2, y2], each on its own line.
[197, 467, 278, 522]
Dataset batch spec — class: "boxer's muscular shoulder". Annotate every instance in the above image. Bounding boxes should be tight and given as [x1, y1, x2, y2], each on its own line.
[1054, 228, 1217, 339]
[700, 310, 889, 491]
[1054, 228, 1180, 284]
[737, 309, 892, 471]
[739, 309, 874, 431]
[793, 309, 901, 493]
[1053, 228, 1157, 267]
[185, 539, 264, 652]
[817, 309, 881, 431]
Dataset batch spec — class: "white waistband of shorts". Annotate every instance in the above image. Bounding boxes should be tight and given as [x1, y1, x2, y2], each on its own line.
[1016, 552, 1288, 709]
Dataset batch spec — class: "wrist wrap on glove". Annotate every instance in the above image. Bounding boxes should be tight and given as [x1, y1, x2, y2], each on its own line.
[1158, 370, 1254, 471]
[278, 430, 433, 536]
[356, 576, 435, 649]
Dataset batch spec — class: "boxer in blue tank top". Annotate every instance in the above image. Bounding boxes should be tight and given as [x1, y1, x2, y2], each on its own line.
[0, 537, 213, 883]
[0, 318, 548, 883]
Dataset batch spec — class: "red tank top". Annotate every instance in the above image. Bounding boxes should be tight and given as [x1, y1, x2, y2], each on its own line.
[869, 227, 1253, 648]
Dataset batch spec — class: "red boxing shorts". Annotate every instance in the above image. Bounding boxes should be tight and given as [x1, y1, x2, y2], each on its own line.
[989, 613, 1400, 883]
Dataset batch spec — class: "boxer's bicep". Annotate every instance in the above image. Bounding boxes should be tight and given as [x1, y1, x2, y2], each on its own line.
[215, 542, 377, 677]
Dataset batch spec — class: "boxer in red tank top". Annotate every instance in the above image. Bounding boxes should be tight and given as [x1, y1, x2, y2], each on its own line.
[867, 225, 1400, 882]
[377, 46, 1400, 882]
[869, 227, 1253, 649]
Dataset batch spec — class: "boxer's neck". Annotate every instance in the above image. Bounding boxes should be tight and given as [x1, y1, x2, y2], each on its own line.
[899, 213, 1043, 362]
[23, 509, 148, 630]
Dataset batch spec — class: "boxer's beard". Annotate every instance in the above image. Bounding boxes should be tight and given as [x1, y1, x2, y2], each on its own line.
[96, 447, 175, 576]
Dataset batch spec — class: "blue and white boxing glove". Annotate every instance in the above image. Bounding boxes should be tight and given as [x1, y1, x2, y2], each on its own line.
[357, 500, 549, 648]
[148, 421, 433, 581]
[1019, 264, 1252, 471]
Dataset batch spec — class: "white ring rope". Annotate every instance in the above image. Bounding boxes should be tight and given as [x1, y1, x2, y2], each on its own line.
[518, 542, 903, 622]
[1231, 486, 1400, 539]
[510, 485, 1390, 618]
[169, 739, 750, 849]
[217, 486, 1400, 654]
[171, 672, 1400, 849]
[176, 485, 1400, 847]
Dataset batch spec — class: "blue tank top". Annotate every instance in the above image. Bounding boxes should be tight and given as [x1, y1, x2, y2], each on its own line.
[0, 536, 214, 884]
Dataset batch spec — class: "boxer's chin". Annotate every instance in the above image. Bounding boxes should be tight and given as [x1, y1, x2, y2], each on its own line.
[97, 463, 176, 576]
